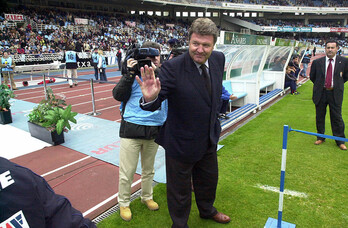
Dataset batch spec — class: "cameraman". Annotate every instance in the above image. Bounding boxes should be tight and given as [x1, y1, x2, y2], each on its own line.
[112, 41, 167, 222]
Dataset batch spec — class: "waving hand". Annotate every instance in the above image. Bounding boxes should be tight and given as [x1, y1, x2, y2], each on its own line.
[135, 65, 161, 103]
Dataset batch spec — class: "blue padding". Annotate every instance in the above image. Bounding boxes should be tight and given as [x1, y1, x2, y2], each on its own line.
[222, 80, 233, 94]
[222, 80, 247, 102]
[220, 103, 257, 127]
[280, 171, 286, 192]
[233, 92, 248, 100]
[260, 89, 283, 105]
[264, 217, 296, 228]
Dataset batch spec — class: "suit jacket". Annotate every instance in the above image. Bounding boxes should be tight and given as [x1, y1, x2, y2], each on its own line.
[310, 55, 348, 105]
[141, 51, 225, 162]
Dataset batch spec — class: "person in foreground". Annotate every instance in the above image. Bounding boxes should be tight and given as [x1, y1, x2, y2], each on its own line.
[136, 18, 231, 227]
[0, 157, 96, 228]
[310, 40, 348, 150]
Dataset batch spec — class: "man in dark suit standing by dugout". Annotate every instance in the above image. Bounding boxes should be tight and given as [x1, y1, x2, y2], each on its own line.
[136, 18, 230, 227]
[310, 40, 348, 150]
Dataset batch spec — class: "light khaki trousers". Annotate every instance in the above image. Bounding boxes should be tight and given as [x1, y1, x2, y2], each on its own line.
[118, 138, 159, 207]
[67, 69, 77, 86]
[2, 71, 16, 89]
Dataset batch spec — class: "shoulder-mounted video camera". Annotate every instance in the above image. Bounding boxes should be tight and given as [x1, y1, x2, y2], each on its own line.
[124, 44, 159, 73]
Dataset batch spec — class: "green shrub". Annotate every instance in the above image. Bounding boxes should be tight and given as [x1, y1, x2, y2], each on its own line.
[28, 87, 77, 134]
[0, 84, 15, 111]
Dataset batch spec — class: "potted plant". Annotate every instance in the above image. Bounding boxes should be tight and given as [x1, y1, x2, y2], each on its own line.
[28, 87, 78, 145]
[0, 84, 15, 124]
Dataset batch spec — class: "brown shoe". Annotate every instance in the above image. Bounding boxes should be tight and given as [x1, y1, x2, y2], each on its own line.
[211, 212, 231, 224]
[339, 144, 347, 150]
[314, 140, 324, 145]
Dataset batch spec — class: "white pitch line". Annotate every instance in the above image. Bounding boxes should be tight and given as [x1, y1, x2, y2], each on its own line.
[83, 178, 142, 217]
[256, 184, 308, 198]
[41, 156, 91, 177]
[20, 86, 109, 101]
[71, 96, 115, 107]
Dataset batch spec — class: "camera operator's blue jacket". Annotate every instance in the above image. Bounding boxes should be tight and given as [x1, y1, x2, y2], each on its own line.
[0, 157, 96, 228]
[122, 79, 167, 126]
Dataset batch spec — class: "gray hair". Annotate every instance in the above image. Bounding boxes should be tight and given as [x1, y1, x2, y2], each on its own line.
[188, 18, 219, 44]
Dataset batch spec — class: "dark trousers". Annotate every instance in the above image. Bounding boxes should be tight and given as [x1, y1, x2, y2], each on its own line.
[219, 99, 229, 114]
[315, 90, 345, 145]
[94, 67, 99, 80]
[99, 68, 107, 81]
[165, 151, 218, 228]
[117, 58, 122, 70]
[284, 81, 296, 93]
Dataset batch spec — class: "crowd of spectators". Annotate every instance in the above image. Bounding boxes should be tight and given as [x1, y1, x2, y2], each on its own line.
[248, 18, 347, 28]
[1, 3, 348, 58]
[219, 0, 348, 7]
[0, 6, 190, 57]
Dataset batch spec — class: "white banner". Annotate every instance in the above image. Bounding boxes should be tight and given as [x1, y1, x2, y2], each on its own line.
[312, 27, 331, 33]
[5, 14, 24, 21]
[74, 18, 88, 25]
[261, 26, 278, 32]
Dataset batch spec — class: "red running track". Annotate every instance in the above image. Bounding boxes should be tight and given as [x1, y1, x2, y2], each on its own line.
[11, 70, 141, 220]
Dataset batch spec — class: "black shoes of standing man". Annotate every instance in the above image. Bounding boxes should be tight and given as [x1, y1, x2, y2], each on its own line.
[219, 113, 230, 119]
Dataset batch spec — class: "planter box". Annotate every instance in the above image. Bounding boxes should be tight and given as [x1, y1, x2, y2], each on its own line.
[0, 109, 12, 124]
[28, 121, 65, 145]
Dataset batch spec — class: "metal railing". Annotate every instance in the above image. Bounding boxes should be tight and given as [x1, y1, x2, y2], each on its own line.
[41, 74, 116, 116]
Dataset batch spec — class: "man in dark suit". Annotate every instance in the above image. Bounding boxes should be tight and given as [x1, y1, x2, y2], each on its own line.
[310, 40, 348, 150]
[136, 18, 230, 227]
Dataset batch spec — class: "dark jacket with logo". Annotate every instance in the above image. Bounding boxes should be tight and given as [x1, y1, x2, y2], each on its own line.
[0, 157, 96, 228]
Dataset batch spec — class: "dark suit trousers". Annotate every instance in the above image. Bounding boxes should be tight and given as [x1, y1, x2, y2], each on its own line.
[219, 99, 229, 114]
[165, 151, 218, 228]
[315, 90, 345, 145]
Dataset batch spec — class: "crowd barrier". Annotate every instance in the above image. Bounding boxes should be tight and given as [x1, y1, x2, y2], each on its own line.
[2, 72, 117, 116]
[11, 52, 119, 68]
[42, 74, 116, 116]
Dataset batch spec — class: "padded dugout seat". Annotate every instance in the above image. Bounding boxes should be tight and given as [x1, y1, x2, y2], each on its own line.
[222, 80, 247, 111]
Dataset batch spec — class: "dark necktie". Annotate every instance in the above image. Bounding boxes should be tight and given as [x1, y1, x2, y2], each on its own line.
[325, 59, 333, 89]
[200, 64, 211, 97]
